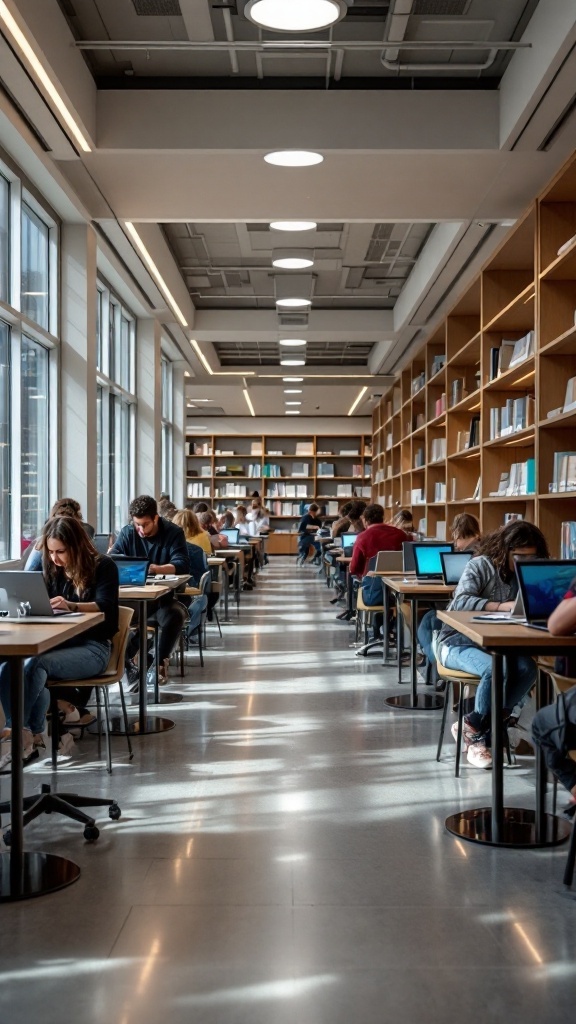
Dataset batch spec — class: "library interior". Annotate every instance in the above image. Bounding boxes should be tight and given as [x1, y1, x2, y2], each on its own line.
[2, 2, 576, 1023]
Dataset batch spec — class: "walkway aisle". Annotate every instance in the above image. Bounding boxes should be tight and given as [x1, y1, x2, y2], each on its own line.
[1, 559, 576, 1023]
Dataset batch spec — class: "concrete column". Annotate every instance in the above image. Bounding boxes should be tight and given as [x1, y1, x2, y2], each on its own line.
[136, 318, 161, 498]
[59, 223, 97, 523]
[172, 364, 186, 508]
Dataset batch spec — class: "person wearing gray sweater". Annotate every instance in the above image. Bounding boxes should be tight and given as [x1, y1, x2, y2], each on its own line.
[437, 521, 550, 769]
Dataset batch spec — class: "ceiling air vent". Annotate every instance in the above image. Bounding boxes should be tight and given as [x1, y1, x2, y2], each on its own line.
[131, 0, 182, 16]
[277, 311, 309, 327]
[412, 0, 471, 14]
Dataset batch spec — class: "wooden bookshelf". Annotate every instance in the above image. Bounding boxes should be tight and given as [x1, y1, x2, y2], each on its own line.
[372, 152, 576, 555]
[186, 433, 372, 553]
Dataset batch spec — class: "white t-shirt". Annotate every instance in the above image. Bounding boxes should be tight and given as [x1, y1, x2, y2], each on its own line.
[249, 516, 269, 535]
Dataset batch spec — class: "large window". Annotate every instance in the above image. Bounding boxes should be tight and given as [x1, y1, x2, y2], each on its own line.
[161, 355, 173, 497]
[21, 336, 50, 546]
[21, 202, 50, 330]
[0, 174, 8, 303]
[96, 280, 136, 533]
[0, 321, 10, 560]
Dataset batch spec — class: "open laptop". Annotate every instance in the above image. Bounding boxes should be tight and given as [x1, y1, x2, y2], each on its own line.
[221, 528, 241, 546]
[374, 550, 404, 573]
[516, 559, 576, 631]
[0, 571, 81, 622]
[110, 556, 150, 588]
[341, 532, 358, 556]
[440, 551, 473, 585]
[413, 543, 454, 581]
[402, 540, 452, 574]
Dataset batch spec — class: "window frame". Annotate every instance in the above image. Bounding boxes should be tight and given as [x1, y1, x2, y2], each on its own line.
[160, 353, 174, 497]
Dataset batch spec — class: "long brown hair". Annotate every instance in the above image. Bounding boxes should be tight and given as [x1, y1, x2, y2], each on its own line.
[478, 521, 550, 583]
[173, 508, 202, 541]
[41, 516, 99, 595]
[451, 513, 480, 542]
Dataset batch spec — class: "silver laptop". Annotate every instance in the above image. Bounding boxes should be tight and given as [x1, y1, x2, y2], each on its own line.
[0, 571, 80, 622]
[374, 550, 404, 573]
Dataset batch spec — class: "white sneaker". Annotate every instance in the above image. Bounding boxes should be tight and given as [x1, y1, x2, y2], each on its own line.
[466, 742, 493, 769]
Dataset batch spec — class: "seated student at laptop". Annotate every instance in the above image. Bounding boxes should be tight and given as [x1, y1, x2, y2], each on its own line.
[417, 513, 483, 667]
[436, 521, 549, 769]
[234, 505, 251, 538]
[24, 497, 96, 571]
[326, 501, 367, 598]
[531, 577, 576, 814]
[0, 517, 119, 770]
[110, 495, 189, 685]
[390, 509, 419, 540]
[350, 503, 408, 608]
[297, 503, 323, 565]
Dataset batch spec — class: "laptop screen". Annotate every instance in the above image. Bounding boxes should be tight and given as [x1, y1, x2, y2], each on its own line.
[413, 543, 454, 579]
[111, 557, 149, 587]
[221, 528, 240, 545]
[441, 551, 472, 585]
[341, 533, 357, 550]
[516, 560, 576, 622]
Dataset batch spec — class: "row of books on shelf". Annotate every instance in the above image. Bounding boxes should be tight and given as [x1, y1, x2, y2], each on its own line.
[489, 332, 535, 380]
[411, 370, 426, 395]
[266, 484, 308, 499]
[434, 393, 447, 417]
[561, 522, 576, 558]
[186, 482, 212, 499]
[431, 354, 446, 377]
[413, 447, 425, 469]
[215, 484, 251, 498]
[490, 459, 536, 497]
[269, 501, 308, 517]
[489, 396, 534, 440]
[449, 377, 470, 408]
[551, 452, 576, 493]
[456, 415, 480, 451]
[430, 438, 446, 463]
[187, 466, 212, 478]
[187, 442, 212, 456]
[214, 463, 261, 477]
[262, 463, 310, 477]
[546, 377, 576, 420]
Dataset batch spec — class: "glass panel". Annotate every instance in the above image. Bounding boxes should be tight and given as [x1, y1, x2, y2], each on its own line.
[96, 385, 105, 532]
[111, 396, 130, 533]
[21, 203, 49, 330]
[21, 335, 49, 550]
[96, 289, 103, 372]
[161, 422, 173, 496]
[0, 321, 10, 560]
[161, 357, 172, 420]
[0, 174, 9, 304]
[118, 314, 131, 391]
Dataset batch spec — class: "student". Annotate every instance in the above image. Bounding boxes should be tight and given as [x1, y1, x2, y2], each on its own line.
[531, 579, 576, 812]
[247, 502, 270, 535]
[158, 497, 178, 521]
[234, 505, 251, 537]
[390, 509, 418, 539]
[331, 502, 354, 539]
[0, 516, 119, 771]
[110, 495, 189, 685]
[172, 510, 209, 586]
[24, 497, 95, 570]
[436, 521, 549, 769]
[297, 503, 323, 565]
[198, 510, 230, 551]
[217, 510, 235, 531]
[351, 504, 408, 608]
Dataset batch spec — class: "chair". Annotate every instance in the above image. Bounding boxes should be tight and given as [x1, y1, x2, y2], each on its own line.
[93, 533, 115, 554]
[0, 608, 134, 845]
[535, 663, 576, 889]
[355, 590, 384, 645]
[176, 571, 214, 672]
[436, 661, 513, 776]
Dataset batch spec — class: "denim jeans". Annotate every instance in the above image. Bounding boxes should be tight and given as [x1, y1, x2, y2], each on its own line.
[417, 609, 441, 664]
[439, 643, 536, 718]
[0, 639, 111, 735]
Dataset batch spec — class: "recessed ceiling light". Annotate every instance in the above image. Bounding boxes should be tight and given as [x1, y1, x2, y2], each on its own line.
[272, 250, 314, 270]
[281, 358, 306, 366]
[279, 339, 306, 347]
[270, 221, 317, 232]
[283, 377, 304, 382]
[187, 398, 213, 402]
[245, 0, 346, 34]
[285, 401, 302, 405]
[276, 297, 312, 307]
[285, 410, 301, 415]
[265, 151, 323, 167]
[284, 389, 303, 394]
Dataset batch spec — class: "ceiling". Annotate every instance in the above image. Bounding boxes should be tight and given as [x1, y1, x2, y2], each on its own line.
[58, 0, 539, 86]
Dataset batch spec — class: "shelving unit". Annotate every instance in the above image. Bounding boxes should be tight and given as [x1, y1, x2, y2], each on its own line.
[372, 151, 576, 555]
[186, 433, 372, 554]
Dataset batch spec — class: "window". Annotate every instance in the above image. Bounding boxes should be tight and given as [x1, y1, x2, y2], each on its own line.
[21, 202, 50, 330]
[0, 174, 8, 303]
[21, 336, 50, 547]
[0, 321, 10, 560]
[96, 280, 136, 534]
[161, 356, 173, 496]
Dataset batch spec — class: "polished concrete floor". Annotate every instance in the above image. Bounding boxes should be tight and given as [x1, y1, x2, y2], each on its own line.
[1, 559, 576, 1024]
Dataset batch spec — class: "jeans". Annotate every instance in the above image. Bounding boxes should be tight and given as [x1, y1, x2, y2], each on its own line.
[361, 576, 384, 641]
[417, 609, 441, 664]
[147, 601, 187, 663]
[0, 639, 111, 735]
[532, 686, 576, 793]
[439, 644, 536, 719]
[298, 535, 320, 560]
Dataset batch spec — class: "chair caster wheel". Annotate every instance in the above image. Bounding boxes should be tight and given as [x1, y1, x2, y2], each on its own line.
[109, 803, 121, 821]
[83, 825, 100, 842]
[3, 829, 11, 847]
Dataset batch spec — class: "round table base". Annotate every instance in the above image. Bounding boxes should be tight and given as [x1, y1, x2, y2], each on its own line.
[148, 692, 183, 705]
[385, 694, 444, 711]
[0, 852, 80, 902]
[445, 807, 572, 848]
[107, 715, 175, 736]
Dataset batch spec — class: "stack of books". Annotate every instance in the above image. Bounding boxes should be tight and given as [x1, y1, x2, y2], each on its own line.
[430, 438, 446, 463]
[551, 452, 576, 493]
[489, 458, 536, 496]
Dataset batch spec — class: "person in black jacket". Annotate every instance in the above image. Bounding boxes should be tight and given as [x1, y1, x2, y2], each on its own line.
[297, 503, 323, 565]
[0, 516, 119, 769]
[109, 495, 190, 683]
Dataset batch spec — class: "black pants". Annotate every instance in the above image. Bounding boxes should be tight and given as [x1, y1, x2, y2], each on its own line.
[127, 601, 187, 665]
[532, 685, 576, 793]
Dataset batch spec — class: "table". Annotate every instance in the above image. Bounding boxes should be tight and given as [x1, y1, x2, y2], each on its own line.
[221, 549, 244, 620]
[361, 569, 411, 662]
[0, 612, 103, 902]
[437, 610, 576, 848]
[208, 556, 227, 618]
[336, 555, 354, 620]
[380, 577, 454, 711]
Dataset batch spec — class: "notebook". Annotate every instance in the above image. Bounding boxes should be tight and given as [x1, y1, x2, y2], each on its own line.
[0, 571, 80, 621]
[516, 559, 576, 631]
[413, 543, 454, 581]
[110, 556, 150, 587]
[440, 551, 473, 585]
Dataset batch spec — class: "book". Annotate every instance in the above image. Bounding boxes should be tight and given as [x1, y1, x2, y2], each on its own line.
[561, 522, 576, 559]
[295, 442, 314, 456]
[557, 233, 576, 257]
[472, 477, 481, 500]
[563, 376, 576, 413]
[508, 331, 535, 369]
[317, 462, 334, 477]
[434, 482, 446, 502]
[431, 354, 446, 376]
[435, 521, 446, 541]
[497, 340, 517, 375]
[467, 415, 480, 448]
[250, 442, 263, 456]
[489, 347, 500, 381]
[552, 451, 576, 492]
[291, 462, 309, 477]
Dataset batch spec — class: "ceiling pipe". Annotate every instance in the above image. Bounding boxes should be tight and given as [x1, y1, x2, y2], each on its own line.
[222, 7, 239, 74]
[75, 39, 530, 54]
[383, 0, 415, 64]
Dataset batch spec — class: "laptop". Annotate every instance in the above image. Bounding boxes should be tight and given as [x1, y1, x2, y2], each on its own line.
[110, 556, 150, 588]
[221, 528, 241, 546]
[412, 543, 454, 581]
[402, 540, 452, 574]
[515, 559, 576, 631]
[341, 532, 358, 556]
[374, 550, 404, 573]
[440, 551, 473, 585]
[0, 571, 80, 622]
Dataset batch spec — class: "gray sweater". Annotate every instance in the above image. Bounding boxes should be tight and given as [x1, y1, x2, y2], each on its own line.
[437, 555, 515, 649]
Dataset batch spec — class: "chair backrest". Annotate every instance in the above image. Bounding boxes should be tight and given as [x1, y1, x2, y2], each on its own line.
[93, 533, 115, 554]
[198, 570, 212, 596]
[106, 606, 135, 678]
[546, 670, 576, 696]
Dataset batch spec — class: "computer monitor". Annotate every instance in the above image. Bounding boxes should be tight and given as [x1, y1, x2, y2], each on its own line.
[515, 559, 576, 629]
[440, 550, 473, 585]
[221, 528, 240, 545]
[0, 571, 77, 619]
[110, 556, 150, 587]
[403, 540, 448, 574]
[412, 543, 454, 580]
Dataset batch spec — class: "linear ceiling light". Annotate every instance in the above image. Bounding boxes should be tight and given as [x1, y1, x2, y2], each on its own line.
[281, 358, 306, 366]
[189, 338, 213, 375]
[270, 221, 317, 232]
[243, 389, 256, 417]
[283, 376, 304, 382]
[245, 0, 346, 33]
[284, 389, 302, 394]
[0, 1, 92, 152]
[279, 339, 306, 347]
[124, 222, 189, 328]
[273, 250, 314, 269]
[285, 401, 302, 406]
[285, 410, 301, 415]
[265, 151, 323, 167]
[348, 386, 368, 416]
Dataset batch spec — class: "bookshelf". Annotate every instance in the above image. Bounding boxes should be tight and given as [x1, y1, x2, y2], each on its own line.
[186, 433, 372, 554]
[372, 151, 576, 555]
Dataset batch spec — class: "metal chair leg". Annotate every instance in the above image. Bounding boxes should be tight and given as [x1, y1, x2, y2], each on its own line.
[198, 628, 204, 668]
[95, 687, 102, 760]
[117, 681, 133, 760]
[50, 692, 59, 769]
[436, 679, 451, 762]
[102, 687, 112, 774]
[563, 819, 576, 887]
[455, 684, 465, 778]
[214, 610, 222, 638]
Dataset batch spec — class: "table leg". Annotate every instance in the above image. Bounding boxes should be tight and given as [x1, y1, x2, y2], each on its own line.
[106, 601, 175, 736]
[222, 563, 231, 622]
[385, 598, 443, 712]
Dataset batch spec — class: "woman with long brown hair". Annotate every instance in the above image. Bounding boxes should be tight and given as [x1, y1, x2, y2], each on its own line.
[0, 517, 119, 770]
